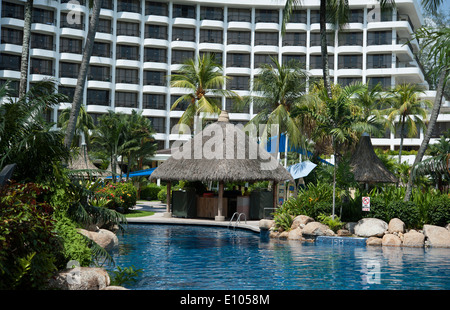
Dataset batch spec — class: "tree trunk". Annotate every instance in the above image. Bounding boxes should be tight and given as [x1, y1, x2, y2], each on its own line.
[404, 67, 449, 201]
[320, 0, 332, 99]
[18, 0, 33, 99]
[398, 115, 405, 164]
[64, 0, 102, 148]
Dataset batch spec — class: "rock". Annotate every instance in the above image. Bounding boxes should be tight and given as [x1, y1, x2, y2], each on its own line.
[47, 267, 110, 290]
[388, 218, 405, 234]
[78, 228, 119, 251]
[302, 222, 335, 236]
[403, 230, 425, 247]
[446, 223, 450, 231]
[382, 234, 402, 247]
[354, 218, 388, 237]
[345, 222, 358, 234]
[337, 229, 351, 236]
[101, 286, 129, 290]
[366, 237, 382, 246]
[259, 219, 275, 230]
[278, 231, 289, 239]
[291, 215, 314, 229]
[269, 231, 280, 238]
[423, 224, 450, 248]
[288, 227, 303, 240]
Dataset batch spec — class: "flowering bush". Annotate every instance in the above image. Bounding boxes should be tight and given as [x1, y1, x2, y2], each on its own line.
[96, 182, 137, 213]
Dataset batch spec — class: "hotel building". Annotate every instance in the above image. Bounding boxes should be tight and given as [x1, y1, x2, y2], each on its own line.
[0, 0, 449, 152]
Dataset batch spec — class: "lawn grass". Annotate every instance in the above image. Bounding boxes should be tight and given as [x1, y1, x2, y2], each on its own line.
[125, 209, 155, 218]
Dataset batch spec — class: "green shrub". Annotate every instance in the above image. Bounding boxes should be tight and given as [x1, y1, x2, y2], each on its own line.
[318, 213, 344, 233]
[426, 195, 450, 227]
[140, 183, 161, 200]
[363, 197, 420, 228]
[157, 186, 167, 203]
[274, 211, 293, 231]
[96, 182, 138, 213]
[109, 265, 143, 287]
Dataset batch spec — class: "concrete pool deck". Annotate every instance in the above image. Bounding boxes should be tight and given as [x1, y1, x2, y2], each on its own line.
[126, 200, 261, 233]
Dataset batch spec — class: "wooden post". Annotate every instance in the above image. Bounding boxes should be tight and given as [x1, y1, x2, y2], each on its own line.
[272, 180, 278, 210]
[215, 181, 225, 221]
[164, 181, 172, 217]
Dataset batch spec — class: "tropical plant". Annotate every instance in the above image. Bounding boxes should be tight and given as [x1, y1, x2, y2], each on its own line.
[64, 0, 102, 148]
[0, 80, 70, 182]
[58, 105, 95, 148]
[248, 58, 309, 152]
[317, 213, 343, 233]
[109, 265, 143, 287]
[385, 83, 432, 164]
[170, 54, 238, 131]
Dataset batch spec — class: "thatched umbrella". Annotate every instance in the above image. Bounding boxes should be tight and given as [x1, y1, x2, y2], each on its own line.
[68, 143, 102, 178]
[350, 134, 397, 184]
[151, 110, 293, 220]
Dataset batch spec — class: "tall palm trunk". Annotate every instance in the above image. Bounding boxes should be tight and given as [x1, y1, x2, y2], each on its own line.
[404, 67, 449, 201]
[398, 114, 406, 164]
[320, 0, 332, 99]
[18, 0, 33, 99]
[64, 0, 102, 148]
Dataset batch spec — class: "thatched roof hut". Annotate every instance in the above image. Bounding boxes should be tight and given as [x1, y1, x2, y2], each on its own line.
[151, 110, 293, 220]
[68, 144, 102, 178]
[350, 134, 397, 184]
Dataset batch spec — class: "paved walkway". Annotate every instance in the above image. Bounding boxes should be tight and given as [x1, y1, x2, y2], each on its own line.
[127, 200, 261, 233]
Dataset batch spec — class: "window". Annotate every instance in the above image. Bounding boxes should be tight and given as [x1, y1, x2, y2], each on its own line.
[200, 7, 223, 21]
[102, 0, 113, 10]
[282, 32, 306, 46]
[254, 54, 277, 68]
[97, 19, 112, 33]
[431, 122, 450, 138]
[115, 91, 138, 108]
[255, 9, 278, 23]
[33, 8, 55, 25]
[226, 53, 250, 68]
[255, 32, 278, 46]
[116, 45, 139, 60]
[367, 31, 392, 45]
[92, 42, 111, 57]
[310, 32, 335, 46]
[310, 55, 334, 70]
[310, 10, 320, 23]
[0, 79, 19, 97]
[59, 62, 80, 78]
[88, 65, 111, 81]
[0, 53, 21, 71]
[282, 54, 306, 65]
[227, 8, 251, 22]
[348, 9, 364, 23]
[368, 77, 391, 90]
[367, 54, 392, 68]
[148, 117, 165, 133]
[173, 4, 196, 19]
[60, 12, 84, 30]
[145, 1, 168, 16]
[171, 50, 194, 64]
[30, 58, 53, 75]
[143, 94, 166, 109]
[59, 86, 75, 102]
[227, 76, 249, 90]
[227, 31, 251, 45]
[144, 70, 166, 86]
[87, 89, 110, 106]
[117, 21, 140, 36]
[144, 48, 167, 62]
[116, 68, 139, 84]
[31, 33, 54, 50]
[226, 98, 249, 113]
[338, 55, 362, 69]
[199, 29, 223, 43]
[117, 0, 140, 13]
[199, 52, 222, 64]
[288, 10, 307, 23]
[145, 24, 167, 39]
[1, 2, 24, 19]
[60, 37, 82, 54]
[170, 95, 190, 111]
[338, 32, 363, 46]
[1, 28, 23, 45]
[172, 27, 195, 42]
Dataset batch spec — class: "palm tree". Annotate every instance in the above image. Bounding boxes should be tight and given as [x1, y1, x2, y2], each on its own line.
[58, 105, 95, 148]
[249, 58, 309, 150]
[385, 83, 432, 164]
[170, 54, 238, 132]
[64, 0, 103, 148]
[405, 25, 450, 201]
[18, 0, 32, 99]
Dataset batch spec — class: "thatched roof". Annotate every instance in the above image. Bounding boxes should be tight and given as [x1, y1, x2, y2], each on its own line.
[350, 134, 397, 183]
[150, 111, 294, 183]
[68, 144, 103, 177]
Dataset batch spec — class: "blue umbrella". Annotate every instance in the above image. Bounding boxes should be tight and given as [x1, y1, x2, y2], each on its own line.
[287, 161, 317, 179]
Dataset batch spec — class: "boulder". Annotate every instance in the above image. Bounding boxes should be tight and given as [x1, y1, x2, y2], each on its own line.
[259, 219, 275, 230]
[366, 237, 382, 246]
[354, 218, 388, 237]
[291, 215, 314, 229]
[337, 229, 351, 236]
[302, 222, 335, 236]
[288, 227, 303, 240]
[388, 218, 405, 234]
[101, 286, 129, 290]
[47, 267, 110, 290]
[278, 231, 289, 239]
[423, 225, 450, 248]
[78, 228, 119, 251]
[345, 222, 358, 234]
[403, 230, 425, 247]
[382, 234, 402, 247]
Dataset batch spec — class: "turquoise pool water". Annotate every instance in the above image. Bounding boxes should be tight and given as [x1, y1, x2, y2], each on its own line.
[110, 224, 450, 290]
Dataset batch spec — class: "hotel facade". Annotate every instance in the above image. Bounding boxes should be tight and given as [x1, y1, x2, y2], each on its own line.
[0, 0, 449, 152]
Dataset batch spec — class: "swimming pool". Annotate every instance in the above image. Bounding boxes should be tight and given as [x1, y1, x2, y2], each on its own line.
[110, 224, 450, 290]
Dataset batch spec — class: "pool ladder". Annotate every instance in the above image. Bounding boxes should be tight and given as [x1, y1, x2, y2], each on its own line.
[228, 212, 247, 229]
